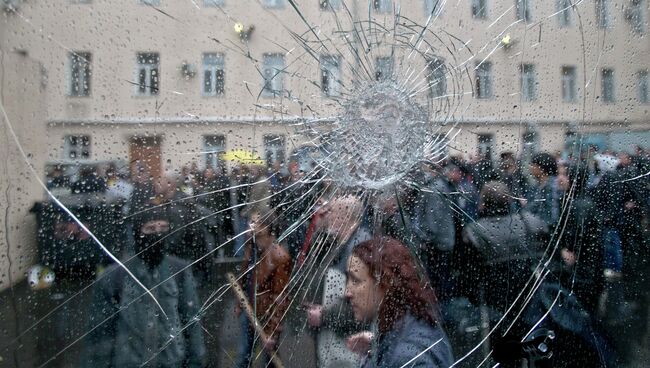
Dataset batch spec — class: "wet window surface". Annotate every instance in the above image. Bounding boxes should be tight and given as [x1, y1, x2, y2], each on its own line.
[0, 1, 649, 367]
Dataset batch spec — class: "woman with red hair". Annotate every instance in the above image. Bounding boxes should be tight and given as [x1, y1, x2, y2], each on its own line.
[344, 237, 454, 367]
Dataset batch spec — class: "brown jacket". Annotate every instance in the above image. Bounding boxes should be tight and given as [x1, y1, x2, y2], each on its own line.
[240, 242, 292, 337]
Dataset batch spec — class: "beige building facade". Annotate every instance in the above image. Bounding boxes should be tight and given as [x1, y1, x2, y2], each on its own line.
[0, 0, 649, 288]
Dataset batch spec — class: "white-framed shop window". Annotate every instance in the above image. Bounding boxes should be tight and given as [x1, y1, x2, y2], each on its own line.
[262, 53, 285, 97]
[203, 135, 226, 169]
[263, 135, 286, 166]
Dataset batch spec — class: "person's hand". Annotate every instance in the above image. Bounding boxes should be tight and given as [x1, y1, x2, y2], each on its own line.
[346, 331, 374, 356]
[262, 336, 277, 352]
[305, 303, 323, 328]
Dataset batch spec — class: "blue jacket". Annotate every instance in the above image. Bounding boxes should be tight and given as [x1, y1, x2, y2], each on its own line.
[362, 313, 454, 368]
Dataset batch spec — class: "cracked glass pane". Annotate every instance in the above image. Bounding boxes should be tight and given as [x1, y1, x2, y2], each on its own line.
[0, 1, 649, 368]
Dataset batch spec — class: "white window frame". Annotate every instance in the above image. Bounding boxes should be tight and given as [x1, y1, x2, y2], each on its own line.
[263, 135, 286, 167]
[556, 0, 573, 27]
[373, 0, 392, 13]
[515, 0, 533, 22]
[424, 0, 443, 17]
[203, 135, 226, 169]
[472, 0, 488, 19]
[68, 51, 91, 97]
[601, 68, 615, 103]
[475, 61, 493, 99]
[135, 52, 160, 96]
[638, 70, 649, 104]
[262, 53, 285, 97]
[561, 66, 577, 103]
[522, 129, 539, 159]
[320, 55, 342, 97]
[596, 0, 611, 29]
[202, 53, 225, 97]
[427, 57, 447, 98]
[64, 135, 91, 160]
[520, 63, 537, 102]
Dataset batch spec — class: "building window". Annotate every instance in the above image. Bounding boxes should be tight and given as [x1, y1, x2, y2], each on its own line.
[601, 68, 615, 103]
[68, 52, 91, 97]
[203, 135, 225, 169]
[638, 70, 649, 103]
[427, 57, 447, 98]
[478, 134, 494, 161]
[626, 0, 647, 34]
[375, 56, 393, 81]
[136, 52, 159, 96]
[522, 129, 539, 160]
[64, 135, 91, 159]
[475, 61, 493, 99]
[140, 0, 160, 5]
[515, 0, 532, 22]
[561, 66, 577, 103]
[262, 53, 285, 97]
[263, 135, 286, 167]
[262, 0, 284, 9]
[520, 63, 537, 102]
[373, 0, 392, 13]
[596, 0, 611, 29]
[203, 0, 224, 6]
[424, 0, 443, 16]
[557, 0, 572, 27]
[320, 0, 341, 10]
[472, 0, 488, 19]
[203, 53, 225, 96]
[320, 55, 341, 97]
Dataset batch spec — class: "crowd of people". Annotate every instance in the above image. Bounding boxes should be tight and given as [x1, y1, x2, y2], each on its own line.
[44, 144, 650, 367]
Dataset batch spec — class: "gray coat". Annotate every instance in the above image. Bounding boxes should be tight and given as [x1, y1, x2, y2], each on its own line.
[362, 313, 454, 368]
[462, 211, 548, 265]
[80, 256, 206, 368]
[412, 176, 455, 252]
[462, 211, 549, 311]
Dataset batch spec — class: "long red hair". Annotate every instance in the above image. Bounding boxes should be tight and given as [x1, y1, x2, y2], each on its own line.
[352, 237, 439, 334]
